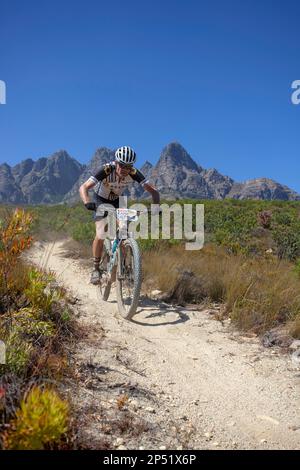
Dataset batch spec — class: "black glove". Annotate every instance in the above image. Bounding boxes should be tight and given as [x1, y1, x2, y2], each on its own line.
[85, 202, 96, 211]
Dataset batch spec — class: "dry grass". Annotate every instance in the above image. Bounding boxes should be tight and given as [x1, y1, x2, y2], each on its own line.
[289, 318, 300, 338]
[142, 244, 300, 337]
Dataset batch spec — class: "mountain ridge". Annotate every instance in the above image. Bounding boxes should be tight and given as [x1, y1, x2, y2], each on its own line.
[1, 142, 299, 203]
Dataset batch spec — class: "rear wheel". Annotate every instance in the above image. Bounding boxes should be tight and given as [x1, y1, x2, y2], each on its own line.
[116, 238, 142, 320]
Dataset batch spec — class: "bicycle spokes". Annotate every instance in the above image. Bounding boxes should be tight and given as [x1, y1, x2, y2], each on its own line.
[121, 246, 134, 301]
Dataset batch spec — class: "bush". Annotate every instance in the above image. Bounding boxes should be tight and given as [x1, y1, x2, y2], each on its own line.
[24, 269, 61, 315]
[272, 225, 300, 261]
[4, 386, 69, 450]
[5, 331, 33, 375]
[0, 209, 33, 311]
[257, 210, 272, 229]
[72, 221, 94, 244]
[12, 308, 55, 339]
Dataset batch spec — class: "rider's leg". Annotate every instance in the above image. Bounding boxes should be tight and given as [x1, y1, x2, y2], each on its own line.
[93, 234, 103, 257]
[92, 238, 103, 274]
[90, 219, 107, 284]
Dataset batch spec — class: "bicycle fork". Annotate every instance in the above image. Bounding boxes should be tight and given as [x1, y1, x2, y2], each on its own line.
[106, 238, 122, 282]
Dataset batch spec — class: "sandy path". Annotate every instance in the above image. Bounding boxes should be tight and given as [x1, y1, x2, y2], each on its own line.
[27, 240, 300, 450]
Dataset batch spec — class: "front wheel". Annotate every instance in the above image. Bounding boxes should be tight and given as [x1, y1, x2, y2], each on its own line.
[116, 238, 142, 320]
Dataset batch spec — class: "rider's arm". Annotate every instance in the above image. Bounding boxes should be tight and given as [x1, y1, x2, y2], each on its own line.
[129, 168, 160, 204]
[143, 182, 160, 204]
[79, 164, 112, 204]
[79, 178, 96, 204]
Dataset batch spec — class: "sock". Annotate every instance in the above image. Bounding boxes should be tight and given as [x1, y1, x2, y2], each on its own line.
[93, 257, 101, 270]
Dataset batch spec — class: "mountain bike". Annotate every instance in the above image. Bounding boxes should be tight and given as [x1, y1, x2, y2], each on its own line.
[98, 207, 148, 320]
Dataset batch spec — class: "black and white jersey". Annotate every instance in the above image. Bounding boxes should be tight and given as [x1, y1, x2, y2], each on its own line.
[88, 161, 148, 201]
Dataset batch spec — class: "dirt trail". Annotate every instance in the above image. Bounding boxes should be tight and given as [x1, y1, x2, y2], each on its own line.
[27, 240, 300, 450]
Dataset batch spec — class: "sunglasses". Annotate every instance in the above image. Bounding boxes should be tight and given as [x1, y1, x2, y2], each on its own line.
[118, 162, 133, 170]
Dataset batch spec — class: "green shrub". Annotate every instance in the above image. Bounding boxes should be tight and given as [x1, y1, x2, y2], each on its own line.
[72, 221, 94, 244]
[60, 308, 71, 323]
[24, 269, 61, 314]
[5, 331, 33, 374]
[272, 225, 300, 261]
[13, 308, 55, 338]
[4, 386, 69, 450]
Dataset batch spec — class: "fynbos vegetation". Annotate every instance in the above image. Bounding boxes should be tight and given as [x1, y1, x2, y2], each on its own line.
[0, 209, 76, 449]
[24, 199, 300, 337]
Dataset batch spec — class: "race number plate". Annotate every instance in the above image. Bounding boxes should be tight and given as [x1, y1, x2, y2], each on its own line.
[116, 208, 138, 221]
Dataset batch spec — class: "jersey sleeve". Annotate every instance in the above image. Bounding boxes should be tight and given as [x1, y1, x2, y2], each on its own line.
[129, 168, 149, 187]
[88, 163, 112, 184]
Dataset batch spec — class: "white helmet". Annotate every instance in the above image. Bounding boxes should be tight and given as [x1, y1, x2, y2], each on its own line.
[115, 146, 136, 165]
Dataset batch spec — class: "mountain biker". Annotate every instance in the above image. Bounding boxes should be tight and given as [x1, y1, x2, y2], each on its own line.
[79, 146, 160, 284]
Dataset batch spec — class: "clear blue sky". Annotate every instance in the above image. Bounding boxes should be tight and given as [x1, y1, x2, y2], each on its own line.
[1, 0, 300, 190]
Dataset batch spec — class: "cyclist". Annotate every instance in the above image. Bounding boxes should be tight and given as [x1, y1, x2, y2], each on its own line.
[79, 146, 160, 284]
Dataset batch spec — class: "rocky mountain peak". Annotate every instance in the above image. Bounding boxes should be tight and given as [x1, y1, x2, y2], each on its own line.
[12, 158, 34, 180]
[0, 163, 25, 203]
[1, 150, 85, 204]
[49, 150, 75, 164]
[46, 150, 84, 177]
[140, 161, 153, 178]
[227, 177, 300, 200]
[91, 147, 114, 163]
[141, 160, 153, 170]
[135, 142, 212, 200]
[0, 162, 11, 171]
[200, 167, 234, 199]
[156, 142, 199, 173]
[62, 147, 114, 204]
